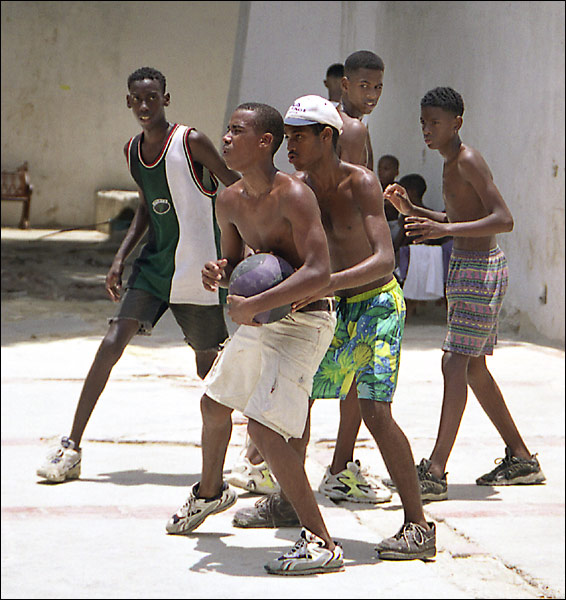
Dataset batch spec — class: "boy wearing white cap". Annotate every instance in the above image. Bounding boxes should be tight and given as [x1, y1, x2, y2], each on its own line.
[284, 95, 435, 560]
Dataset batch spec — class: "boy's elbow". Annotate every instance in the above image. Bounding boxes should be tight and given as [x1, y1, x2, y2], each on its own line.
[503, 214, 514, 232]
[318, 268, 331, 289]
[384, 254, 396, 274]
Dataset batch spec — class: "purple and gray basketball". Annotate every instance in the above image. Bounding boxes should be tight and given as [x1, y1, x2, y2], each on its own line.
[228, 253, 295, 323]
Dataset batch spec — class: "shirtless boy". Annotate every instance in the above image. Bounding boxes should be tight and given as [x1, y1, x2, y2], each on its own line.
[165, 102, 344, 575]
[384, 86, 545, 500]
[321, 50, 393, 504]
[229, 52, 391, 504]
[337, 50, 384, 170]
[232, 95, 435, 560]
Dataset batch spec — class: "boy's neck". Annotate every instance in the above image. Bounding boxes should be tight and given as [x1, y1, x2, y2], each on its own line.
[439, 136, 463, 162]
[141, 118, 171, 144]
[305, 153, 342, 192]
[340, 97, 363, 120]
[242, 163, 278, 199]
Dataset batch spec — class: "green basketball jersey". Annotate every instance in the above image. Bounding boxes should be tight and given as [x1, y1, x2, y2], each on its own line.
[126, 124, 225, 304]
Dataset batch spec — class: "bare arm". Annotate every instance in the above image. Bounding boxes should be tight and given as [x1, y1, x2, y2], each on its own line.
[338, 119, 369, 166]
[201, 187, 245, 292]
[228, 181, 331, 325]
[395, 150, 514, 244]
[188, 129, 240, 187]
[442, 150, 514, 237]
[105, 188, 149, 301]
[384, 183, 448, 222]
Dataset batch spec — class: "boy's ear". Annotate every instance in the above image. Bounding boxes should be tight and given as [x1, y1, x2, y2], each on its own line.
[321, 126, 334, 142]
[260, 132, 274, 150]
[341, 76, 349, 94]
[126, 94, 132, 108]
[163, 92, 171, 107]
[455, 115, 463, 132]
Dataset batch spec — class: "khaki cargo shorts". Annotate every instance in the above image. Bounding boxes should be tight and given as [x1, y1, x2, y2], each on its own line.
[204, 310, 336, 440]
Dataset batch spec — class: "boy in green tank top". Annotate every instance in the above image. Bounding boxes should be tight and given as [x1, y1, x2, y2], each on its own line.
[37, 67, 240, 484]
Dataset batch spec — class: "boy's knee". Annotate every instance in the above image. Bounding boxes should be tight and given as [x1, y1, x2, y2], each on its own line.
[359, 398, 392, 428]
[441, 351, 469, 376]
[200, 394, 232, 425]
[466, 355, 489, 384]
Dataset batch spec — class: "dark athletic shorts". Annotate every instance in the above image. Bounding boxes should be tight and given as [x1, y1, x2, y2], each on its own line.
[109, 287, 228, 351]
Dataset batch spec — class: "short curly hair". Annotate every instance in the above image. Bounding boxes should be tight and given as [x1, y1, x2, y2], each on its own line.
[127, 67, 166, 94]
[420, 87, 464, 116]
[344, 50, 385, 75]
[236, 102, 284, 156]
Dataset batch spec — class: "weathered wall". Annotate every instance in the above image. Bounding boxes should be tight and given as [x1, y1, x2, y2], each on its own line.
[1, 0, 240, 226]
[2, 1, 563, 345]
[229, 0, 564, 346]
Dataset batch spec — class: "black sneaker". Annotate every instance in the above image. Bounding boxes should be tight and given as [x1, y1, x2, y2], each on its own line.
[476, 447, 546, 486]
[232, 493, 300, 528]
[376, 522, 436, 561]
[416, 458, 448, 501]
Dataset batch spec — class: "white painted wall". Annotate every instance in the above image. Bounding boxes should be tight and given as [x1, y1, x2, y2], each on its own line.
[2, 1, 563, 345]
[229, 0, 564, 346]
[1, 0, 240, 226]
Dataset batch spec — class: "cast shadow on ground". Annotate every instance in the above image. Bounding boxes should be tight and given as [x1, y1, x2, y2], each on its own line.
[186, 528, 383, 577]
[75, 469, 200, 487]
[324, 483, 499, 514]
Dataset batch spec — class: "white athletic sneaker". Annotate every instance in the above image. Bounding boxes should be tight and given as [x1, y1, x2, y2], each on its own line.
[36, 436, 81, 483]
[264, 528, 344, 575]
[226, 457, 280, 495]
[318, 459, 392, 503]
[166, 482, 237, 535]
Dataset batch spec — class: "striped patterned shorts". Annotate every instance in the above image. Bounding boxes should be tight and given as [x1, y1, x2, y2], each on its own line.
[443, 246, 508, 357]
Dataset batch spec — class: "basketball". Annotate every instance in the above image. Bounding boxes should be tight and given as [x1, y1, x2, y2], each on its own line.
[228, 253, 295, 323]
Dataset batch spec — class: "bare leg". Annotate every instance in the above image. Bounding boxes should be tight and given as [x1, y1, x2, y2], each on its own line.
[248, 418, 335, 549]
[68, 318, 140, 447]
[330, 383, 362, 474]
[467, 356, 531, 459]
[197, 394, 233, 497]
[359, 399, 428, 528]
[427, 351, 470, 479]
[244, 396, 312, 469]
[245, 442, 264, 465]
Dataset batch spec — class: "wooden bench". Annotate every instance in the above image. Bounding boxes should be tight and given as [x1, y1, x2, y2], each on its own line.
[1, 162, 33, 229]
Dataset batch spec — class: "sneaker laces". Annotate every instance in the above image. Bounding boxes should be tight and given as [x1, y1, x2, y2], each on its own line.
[176, 494, 198, 518]
[286, 535, 309, 558]
[283, 530, 321, 559]
[395, 522, 426, 547]
[417, 459, 447, 481]
[48, 448, 65, 464]
[416, 459, 431, 478]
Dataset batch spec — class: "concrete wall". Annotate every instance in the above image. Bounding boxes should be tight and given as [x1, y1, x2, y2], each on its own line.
[1, 0, 240, 226]
[228, 0, 564, 346]
[2, 1, 564, 346]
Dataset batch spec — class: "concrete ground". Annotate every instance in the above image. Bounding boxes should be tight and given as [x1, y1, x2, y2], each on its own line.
[1, 228, 564, 599]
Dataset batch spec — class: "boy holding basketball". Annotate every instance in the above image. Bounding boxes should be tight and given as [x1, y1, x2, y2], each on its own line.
[166, 102, 344, 575]
[384, 87, 545, 499]
[236, 94, 435, 561]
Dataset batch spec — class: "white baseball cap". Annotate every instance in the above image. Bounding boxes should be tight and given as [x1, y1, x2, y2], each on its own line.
[284, 95, 343, 133]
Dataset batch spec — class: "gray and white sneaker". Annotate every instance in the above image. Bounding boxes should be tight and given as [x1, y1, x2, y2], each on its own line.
[476, 447, 546, 486]
[376, 522, 436, 561]
[37, 436, 81, 483]
[264, 528, 344, 575]
[318, 460, 392, 503]
[166, 482, 237, 535]
[417, 458, 448, 501]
